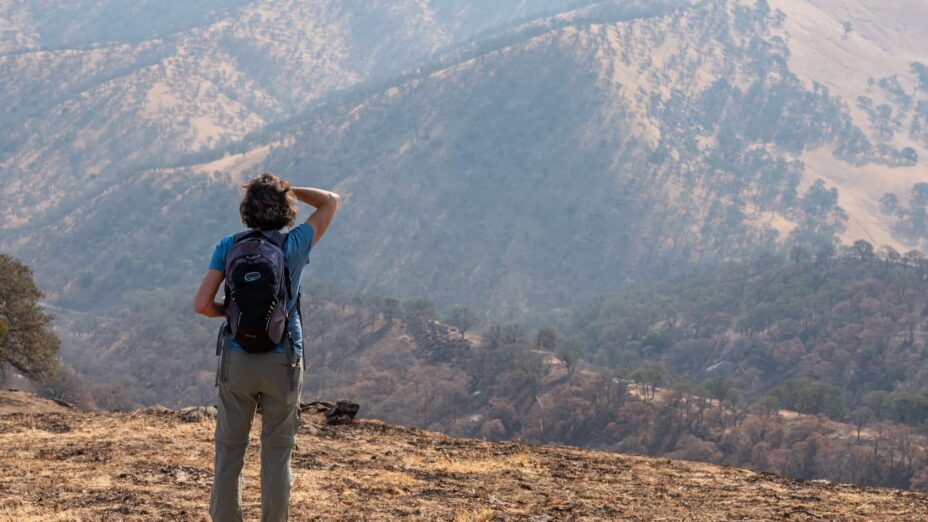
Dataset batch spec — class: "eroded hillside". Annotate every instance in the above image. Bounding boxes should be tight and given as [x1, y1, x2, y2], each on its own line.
[0, 394, 926, 520]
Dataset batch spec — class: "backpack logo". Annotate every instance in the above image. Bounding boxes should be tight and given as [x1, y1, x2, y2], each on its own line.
[244, 272, 262, 282]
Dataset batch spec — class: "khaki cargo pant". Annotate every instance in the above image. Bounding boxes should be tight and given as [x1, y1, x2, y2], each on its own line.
[210, 350, 302, 522]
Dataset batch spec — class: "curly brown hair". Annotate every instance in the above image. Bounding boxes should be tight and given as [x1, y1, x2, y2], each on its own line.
[239, 173, 297, 230]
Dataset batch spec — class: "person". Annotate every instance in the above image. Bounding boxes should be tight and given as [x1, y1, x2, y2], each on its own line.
[193, 173, 340, 521]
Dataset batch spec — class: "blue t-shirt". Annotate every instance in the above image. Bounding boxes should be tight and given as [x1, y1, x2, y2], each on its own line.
[208, 223, 314, 357]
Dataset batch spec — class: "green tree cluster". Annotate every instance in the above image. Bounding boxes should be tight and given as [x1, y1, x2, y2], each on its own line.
[0, 254, 59, 380]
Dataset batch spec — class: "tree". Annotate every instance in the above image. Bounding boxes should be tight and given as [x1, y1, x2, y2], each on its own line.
[382, 298, 400, 323]
[852, 240, 875, 261]
[879, 193, 899, 216]
[913, 183, 928, 207]
[484, 323, 525, 349]
[900, 147, 918, 165]
[640, 325, 673, 355]
[789, 245, 811, 264]
[772, 380, 848, 420]
[403, 299, 436, 324]
[841, 21, 853, 38]
[445, 305, 479, 339]
[0, 254, 60, 380]
[880, 245, 901, 264]
[863, 391, 890, 421]
[704, 376, 738, 413]
[629, 365, 667, 401]
[535, 326, 560, 350]
[886, 393, 928, 425]
[914, 62, 928, 91]
[850, 406, 874, 443]
[755, 395, 781, 417]
[556, 335, 584, 379]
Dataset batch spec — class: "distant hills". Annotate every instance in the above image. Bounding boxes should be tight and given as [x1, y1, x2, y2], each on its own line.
[3, 0, 926, 316]
[45, 246, 928, 490]
[3, 0, 928, 455]
[0, 0, 579, 231]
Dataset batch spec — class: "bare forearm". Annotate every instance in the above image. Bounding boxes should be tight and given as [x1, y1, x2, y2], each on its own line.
[291, 186, 340, 245]
[196, 301, 225, 318]
[193, 269, 227, 318]
[292, 187, 339, 208]
[193, 302, 224, 318]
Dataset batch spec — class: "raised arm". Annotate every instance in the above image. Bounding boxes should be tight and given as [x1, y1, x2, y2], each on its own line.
[292, 186, 341, 246]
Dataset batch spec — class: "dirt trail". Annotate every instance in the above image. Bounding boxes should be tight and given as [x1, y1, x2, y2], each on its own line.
[0, 406, 927, 521]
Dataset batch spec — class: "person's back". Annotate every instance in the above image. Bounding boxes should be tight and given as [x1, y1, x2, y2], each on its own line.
[193, 173, 340, 522]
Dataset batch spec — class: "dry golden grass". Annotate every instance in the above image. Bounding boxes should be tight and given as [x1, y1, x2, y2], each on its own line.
[0, 390, 71, 415]
[452, 507, 495, 522]
[1, 394, 927, 520]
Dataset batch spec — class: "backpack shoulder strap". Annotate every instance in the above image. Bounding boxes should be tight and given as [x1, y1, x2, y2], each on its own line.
[279, 229, 305, 370]
[281, 230, 292, 301]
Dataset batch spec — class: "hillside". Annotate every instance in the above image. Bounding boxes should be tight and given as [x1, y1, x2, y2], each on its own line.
[564, 249, 928, 406]
[1, 399, 927, 520]
[0, 0, 578, 228]
[38, 249, 928, 492]
[0, 389, 71, 414]
[4, 0, 926, 318]
[768, 0, 928, 249]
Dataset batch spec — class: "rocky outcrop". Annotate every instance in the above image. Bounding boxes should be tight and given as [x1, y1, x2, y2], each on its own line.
[323, 400, 360, 426]
[177, 406, 218, 423]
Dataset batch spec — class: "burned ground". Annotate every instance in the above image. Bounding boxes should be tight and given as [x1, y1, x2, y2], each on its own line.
[0, 395, 927, 521]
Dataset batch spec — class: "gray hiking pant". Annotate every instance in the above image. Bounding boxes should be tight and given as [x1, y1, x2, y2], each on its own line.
[210, 350, 302, 522]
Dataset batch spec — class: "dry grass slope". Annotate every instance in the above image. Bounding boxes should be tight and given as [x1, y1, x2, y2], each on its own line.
[0, 390, 72, 415]
[0, 394, 926, 521]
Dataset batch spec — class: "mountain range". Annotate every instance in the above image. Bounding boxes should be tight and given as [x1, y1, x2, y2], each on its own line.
[2, 0, 927, 318]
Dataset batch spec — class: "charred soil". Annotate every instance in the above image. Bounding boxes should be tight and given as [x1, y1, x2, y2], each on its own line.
[0, 395, 926, 520]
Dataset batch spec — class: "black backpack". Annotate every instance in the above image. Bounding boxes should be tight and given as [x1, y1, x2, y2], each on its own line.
[222, 229, 291, 353]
